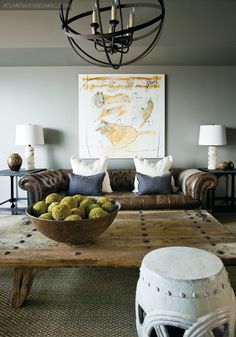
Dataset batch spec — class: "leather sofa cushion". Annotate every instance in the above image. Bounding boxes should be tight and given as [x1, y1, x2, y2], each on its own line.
[105, 192, 200, 210]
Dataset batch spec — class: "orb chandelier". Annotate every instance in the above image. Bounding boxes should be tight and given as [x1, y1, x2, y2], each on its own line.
[60, 0, 165, 69]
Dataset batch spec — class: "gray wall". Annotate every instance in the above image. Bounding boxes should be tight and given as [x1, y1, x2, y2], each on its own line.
[0, 65, 236, 206]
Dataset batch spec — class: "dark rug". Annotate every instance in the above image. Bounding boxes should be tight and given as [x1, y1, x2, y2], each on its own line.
[0, 267, 139, 337]
[0, 265, 235, 337]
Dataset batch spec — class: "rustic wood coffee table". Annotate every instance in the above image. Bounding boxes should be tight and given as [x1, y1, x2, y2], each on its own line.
[0, 210, 236, 309]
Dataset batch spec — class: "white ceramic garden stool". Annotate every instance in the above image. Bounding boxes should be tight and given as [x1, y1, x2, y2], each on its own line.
[135, 246, 236, 337]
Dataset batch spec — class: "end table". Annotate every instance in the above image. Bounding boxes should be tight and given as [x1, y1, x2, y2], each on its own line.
[0, 168, 46, 214]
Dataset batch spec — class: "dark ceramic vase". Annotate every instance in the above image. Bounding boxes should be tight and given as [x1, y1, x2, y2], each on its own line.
[7, 153, 22, 171]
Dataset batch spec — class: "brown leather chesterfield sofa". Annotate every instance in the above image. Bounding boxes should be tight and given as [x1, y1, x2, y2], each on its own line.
[19, 168, 217, 211]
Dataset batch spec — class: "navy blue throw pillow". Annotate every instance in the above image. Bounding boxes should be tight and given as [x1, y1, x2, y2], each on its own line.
[68, 172, 105, 196]
[136, 172, 172, 195]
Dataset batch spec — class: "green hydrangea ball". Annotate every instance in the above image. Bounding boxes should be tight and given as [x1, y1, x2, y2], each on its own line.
[48, 201, 60, 213]
[86, 203, 101, 214]
[33, 201, 48, 217]
[88, 208, 108, 219]
[72, 194, 84, 206]
[80, 198, 94, 209]
[60, 196, 77, 209]
[97, 196, 110, 206]
[39, 212, 53, 219]
[64, 214, 82, 221]
[45, 193, 62, 204]
[52, 204, 71, 221]
[102, 201, 118, 213]
[71, 207, 86, 219]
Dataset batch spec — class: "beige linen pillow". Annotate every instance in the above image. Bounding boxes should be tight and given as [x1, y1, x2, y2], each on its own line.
[70, 156, 113, 193]
[133, 155, 173, 192]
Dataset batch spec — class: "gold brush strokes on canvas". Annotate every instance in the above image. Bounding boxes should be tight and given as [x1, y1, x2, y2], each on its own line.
[93, 92, 130, 108]
[96, 106, 127, 120]
[96, 120, 156, 149]
[140, 98, 154, 127]
[82, 76, 161, 90]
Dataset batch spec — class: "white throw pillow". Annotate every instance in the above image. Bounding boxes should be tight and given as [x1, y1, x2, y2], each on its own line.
[70, 156, 113, 193]
[133, 156, 173, 192]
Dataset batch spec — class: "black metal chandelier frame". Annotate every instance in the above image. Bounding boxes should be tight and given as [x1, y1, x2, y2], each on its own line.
[60, 0, 165, 69]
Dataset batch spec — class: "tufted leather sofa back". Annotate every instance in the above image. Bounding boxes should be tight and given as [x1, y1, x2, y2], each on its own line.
[107, 168, 183, 191]
[108, 169, 135, 191]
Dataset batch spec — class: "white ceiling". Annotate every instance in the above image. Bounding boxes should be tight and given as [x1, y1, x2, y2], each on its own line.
[0, 0, 236, 66]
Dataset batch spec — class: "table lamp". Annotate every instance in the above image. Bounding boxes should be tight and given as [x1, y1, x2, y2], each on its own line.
[15, 124, 45, 170]
[198, 124, 226, 170]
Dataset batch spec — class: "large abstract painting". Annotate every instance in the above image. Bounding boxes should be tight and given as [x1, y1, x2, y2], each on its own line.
[79, 74, 165, 158]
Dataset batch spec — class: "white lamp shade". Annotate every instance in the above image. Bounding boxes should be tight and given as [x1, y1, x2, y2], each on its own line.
[15, 124, 44, 146]
[198, 125, 226, 146]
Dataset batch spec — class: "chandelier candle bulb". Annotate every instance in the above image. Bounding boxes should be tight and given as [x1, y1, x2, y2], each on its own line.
[129, 8, 135, 28]
[92, 2, 98, 24]
[111, 0, 117, 21]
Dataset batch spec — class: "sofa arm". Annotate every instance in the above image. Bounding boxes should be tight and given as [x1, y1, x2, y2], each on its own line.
[182, 171, 217, 209]
[19, 169, 70, 204]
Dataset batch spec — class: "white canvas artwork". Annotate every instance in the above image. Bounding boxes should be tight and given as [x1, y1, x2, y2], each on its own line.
[78, 74, 165, 158]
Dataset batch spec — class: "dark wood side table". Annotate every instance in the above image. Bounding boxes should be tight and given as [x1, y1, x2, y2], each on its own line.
[0, 168, 46, 214]
[199, 168, 236, 213]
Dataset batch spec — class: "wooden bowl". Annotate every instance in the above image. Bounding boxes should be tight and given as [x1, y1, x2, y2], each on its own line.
[26, 200, 120, 244]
